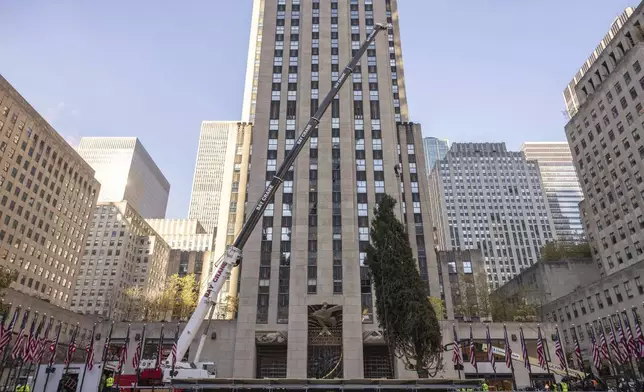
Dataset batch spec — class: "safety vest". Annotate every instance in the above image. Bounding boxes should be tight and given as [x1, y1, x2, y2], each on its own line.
[15, 386, 29, 392]
[482, 382, 489, 391]
[561, 382, 568, 392]
[106, 377, 114, 387]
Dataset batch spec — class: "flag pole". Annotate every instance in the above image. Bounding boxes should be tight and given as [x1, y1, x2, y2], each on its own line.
[78, 323, 97, 392]
[504, 324, 517, 390]
[538, 325, 552, 379]
[24, 313, 46, 390]
[13, 311, 38, 391]
[452, 324, 461, 379]
[615, 310, 637, 380]
[599, 318, 618, 377]
[0, 303, 17, 381]
[170, 323, 180, 381]
[153, 324, 164, 392]
[555, 326, 570, 380]
[570, 324, 588, 378]
[115, 324, 131, 388]
[135, 324, 147, 391]
[469, 324, 478, 378]
[3, 307, 31, 392]
[27, 313, 47, 388]
[520, 326, 533, 387]
[60, 323, 80, 391]
[42, 320, 62, 392]
[97, 321, 114, 392]
[486, 324, 496, 381]
[30, 316, 53, 392]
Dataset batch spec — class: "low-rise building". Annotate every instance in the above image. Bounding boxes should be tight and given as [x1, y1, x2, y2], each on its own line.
[94, 321, 566, 389]
[71, 201, 170, 319]
[541, 260, 644, 353]
[494, 257, 599, 308]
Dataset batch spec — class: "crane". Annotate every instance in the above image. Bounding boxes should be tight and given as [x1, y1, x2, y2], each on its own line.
[165, 22, 390, 382]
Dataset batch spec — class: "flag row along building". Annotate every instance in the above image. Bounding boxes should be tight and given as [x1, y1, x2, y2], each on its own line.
[1, 0, 644, 389]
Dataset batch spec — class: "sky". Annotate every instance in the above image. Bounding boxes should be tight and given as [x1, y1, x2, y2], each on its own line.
[0, 0, 636, 218]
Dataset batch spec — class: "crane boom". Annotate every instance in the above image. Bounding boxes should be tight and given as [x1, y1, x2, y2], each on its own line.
[172, 22, 390, 367]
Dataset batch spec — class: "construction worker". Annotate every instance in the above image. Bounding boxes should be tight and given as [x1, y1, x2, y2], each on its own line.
[561, 380, 568, 392]
[15, 384, 30, 392]
[104, 375, 114, 391]
[481, 381, 489, 391]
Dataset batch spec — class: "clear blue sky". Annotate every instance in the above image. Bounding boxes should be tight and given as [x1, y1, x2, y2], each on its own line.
[0, 0, 635, 218]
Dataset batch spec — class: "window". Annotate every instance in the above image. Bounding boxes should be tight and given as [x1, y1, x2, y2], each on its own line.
[463, 261, 472, 274]
[613, 285, 623, 302]
[636, 277, 644, 294]
[604, 289, 613, 305]
[624, 281, 634, 298]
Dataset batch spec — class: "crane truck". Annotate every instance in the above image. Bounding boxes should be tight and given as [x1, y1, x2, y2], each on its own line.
[143, 22, 392, 384]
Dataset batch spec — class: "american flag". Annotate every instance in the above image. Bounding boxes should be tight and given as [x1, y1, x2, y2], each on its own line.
[633, 316, 644, 358]
[118, 325, 131, 373]
[616, 322, 630, 362]
[486, 325, 495, 371]
[452, 325, 462, 366]
[156, 324, 165, 370]
[624, 319, 638, 358]
[536, 327, 547, 369]
[520, 327, 531, 371]
[503, 325, 512, 368]
[48, 322, 62, 367]
[27, 315, 46, 362]
[598, 326, 610, 361]
[22, 314, 38, 360]
[102, 322, 114, 362]
[591, 333, 602, 370]
[11, 310, 30, 360]
[555, 328, 567, 370]
[64, 325, 79, 366]
[170, 324, 179, 371]
[0, 308, 20, 353]
[35, 318, 54, 364]
[608, 328, 624, 363]
[573, 330, 583, 370]
[469, 325, 477, 370]
[85, 324, 96, 371]
[132, 324, 146, 370]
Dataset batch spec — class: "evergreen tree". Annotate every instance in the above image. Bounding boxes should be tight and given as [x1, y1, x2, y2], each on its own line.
[366, 194, 443, 378]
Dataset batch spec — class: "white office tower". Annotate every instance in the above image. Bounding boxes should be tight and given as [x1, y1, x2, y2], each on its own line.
[77, 137, 170, 218]
[429, 142, 556, 288]
[521, 142, 585, 242]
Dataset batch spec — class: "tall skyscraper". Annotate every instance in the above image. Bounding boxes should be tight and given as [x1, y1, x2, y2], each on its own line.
[422, 136, 449, 172]
[233, 0, 437, 379]
[188, 121, 252, 316]
[0, 75, 100, 308]
[77, 137, 170, 218]
[563, 5, 644, 276]
[188, 122, 251, 234]
[521, 142, 585, 242]
[428, 143, 556, 288]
